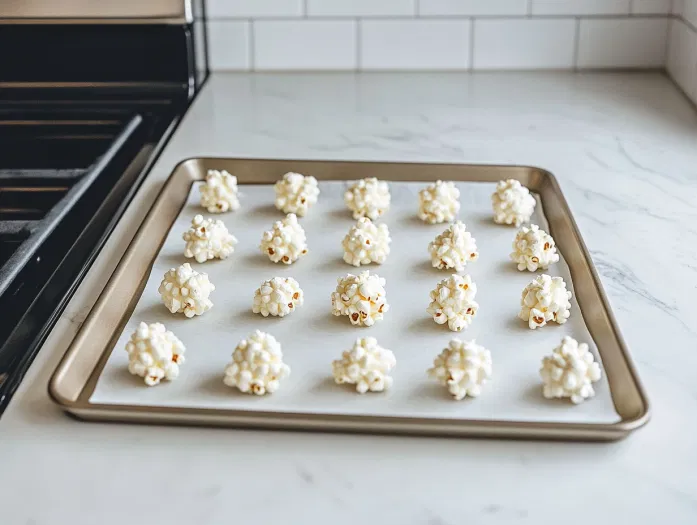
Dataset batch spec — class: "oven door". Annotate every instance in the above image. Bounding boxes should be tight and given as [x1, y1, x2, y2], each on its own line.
[0, 112, 159, 411]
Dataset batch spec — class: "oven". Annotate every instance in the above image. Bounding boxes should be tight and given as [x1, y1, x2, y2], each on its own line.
[0, 0, 207, 414]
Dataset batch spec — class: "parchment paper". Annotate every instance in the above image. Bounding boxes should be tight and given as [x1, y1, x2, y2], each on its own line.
[90, 181, 620, 424]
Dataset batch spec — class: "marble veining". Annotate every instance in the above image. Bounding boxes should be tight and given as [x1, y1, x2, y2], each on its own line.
[1, 72, 696, 524]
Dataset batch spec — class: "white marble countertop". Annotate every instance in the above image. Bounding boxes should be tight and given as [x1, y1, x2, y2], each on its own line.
[2, 72, 697, 524]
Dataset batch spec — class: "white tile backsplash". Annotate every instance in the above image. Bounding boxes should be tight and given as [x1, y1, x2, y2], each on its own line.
[531, 0, 630, 15]
[630, 0, 672, 14]
[667, 18, 697, 103]
[418, 0, 529, 16]
[307, 0, 415, 17]
[253, 20, 357, 70]
[578, 18, 669, 68]
[207, 20, 250, 70]
[361, 20, 470, 70]
[473, 19, 576, 69]
[204, 0, 686, 79]
[207, 0, 303, 18]
[673, 0, 685, 16]
[683, 0, 697, 28]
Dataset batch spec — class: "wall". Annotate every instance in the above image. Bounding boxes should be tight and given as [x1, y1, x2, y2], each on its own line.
[668, 0, 697, 104]
[205, 0, 672, 71]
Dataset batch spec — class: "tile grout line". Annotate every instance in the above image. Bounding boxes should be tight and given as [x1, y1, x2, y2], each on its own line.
[527, 0, 533, 16]
[303, 0, 308, 18]
[248, 19, 255, 72]
[469, 17, 475, 71]
[355, 18, 362, 71]
[664, 13, 674, 69]
[572, 17, 581, 71]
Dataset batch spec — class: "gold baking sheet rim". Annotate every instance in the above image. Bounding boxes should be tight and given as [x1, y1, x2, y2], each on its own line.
[48, 158, 650, 441]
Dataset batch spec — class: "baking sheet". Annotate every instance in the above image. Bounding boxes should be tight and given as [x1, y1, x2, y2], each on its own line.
[90, 181, 620, 424]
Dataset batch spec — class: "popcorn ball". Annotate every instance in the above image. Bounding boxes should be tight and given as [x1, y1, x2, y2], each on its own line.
[427, 339, 492, 400]
[510, 224, 559, 272]
[125, 322, 186, 386]
[259, 213, 308, 264]
[200, 169, 240, 213]
[223, 330, 290, 396]
[427, 274, 478, 332]
[273, 172, 320, 217]
[418, 180, 460, 224]
[519, 274, 571, 329]
[332, 337, 396, 394]
[182, 214, 237, 263]
[158, 263, 215, 318]
[331, 270, 389, 327]
[540, 336, 602, 404]
[342, 217, 391, 267]
[491, 179, 536, 227]
[252, 277, 304, 318]
[428, 221, 479, 272]
[344, 178, 391, 220]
